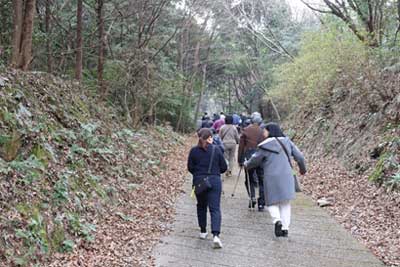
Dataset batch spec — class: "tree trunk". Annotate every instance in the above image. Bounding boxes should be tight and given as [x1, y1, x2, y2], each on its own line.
[11, 0, 23, 67]
[19, 0, 36, 70]
[45, 0, 53, 73]
[193, 64, 207, 126]
[97, 0, 106, 95]
[75, 0, 83, 80]
[228, 86, 232, 114]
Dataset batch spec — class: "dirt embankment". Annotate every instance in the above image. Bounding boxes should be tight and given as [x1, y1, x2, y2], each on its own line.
[283, 70, 400, 266]
[0, 70, 190, 266]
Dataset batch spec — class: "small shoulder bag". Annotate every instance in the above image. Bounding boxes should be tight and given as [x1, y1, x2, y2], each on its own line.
[194, 145, 215, 195]
[275, 138, 302, 193]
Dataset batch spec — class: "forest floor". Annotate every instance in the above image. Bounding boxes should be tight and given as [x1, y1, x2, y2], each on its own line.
[48, 137, 193, 267]
[303, 159, 400, 266]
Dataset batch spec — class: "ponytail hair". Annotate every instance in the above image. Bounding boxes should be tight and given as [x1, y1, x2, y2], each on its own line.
[197, 128, 213, 150]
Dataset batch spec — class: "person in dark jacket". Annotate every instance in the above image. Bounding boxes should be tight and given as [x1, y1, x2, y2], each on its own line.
[238, 116, 266, 210]
[245, 123, 306, 237]
[212, 113, 220, 122]
[201, 116, 213, 129]
[188, 128, 227, 248]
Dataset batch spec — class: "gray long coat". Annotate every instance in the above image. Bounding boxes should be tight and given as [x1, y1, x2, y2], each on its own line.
[245, 137, 306, 206]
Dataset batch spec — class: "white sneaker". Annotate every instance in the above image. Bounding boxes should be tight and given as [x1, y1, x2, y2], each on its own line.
[213, 236, 223, 249]
[199, 232, 208, 240]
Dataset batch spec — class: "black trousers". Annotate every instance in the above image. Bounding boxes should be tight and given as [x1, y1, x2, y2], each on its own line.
[245, 167, 265, 206]
[195, 175, 222, 236]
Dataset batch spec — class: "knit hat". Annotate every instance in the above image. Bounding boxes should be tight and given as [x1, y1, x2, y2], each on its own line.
[251, 116, 262, 124]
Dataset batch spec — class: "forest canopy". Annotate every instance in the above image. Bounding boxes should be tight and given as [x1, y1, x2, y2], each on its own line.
[1, 0, 399, 130]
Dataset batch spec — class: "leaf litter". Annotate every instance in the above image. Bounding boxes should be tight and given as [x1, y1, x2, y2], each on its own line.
[302, 158, 400, 266]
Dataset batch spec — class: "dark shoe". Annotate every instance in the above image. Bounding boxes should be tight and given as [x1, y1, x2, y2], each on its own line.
[282, 230, 288, 237]
[258, 205, 264, 211]
[248, 199, 257, 209]
[274, 221, 283, 237]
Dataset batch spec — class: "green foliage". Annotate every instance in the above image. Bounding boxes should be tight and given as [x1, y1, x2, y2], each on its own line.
[53, 173, 70, 204]
[67, 214, 96, 242]
[15, 208, 49, 257]
[271, 26, 368, 109]
[10, 155, 45, 185]
[31, 144, 52, 167]
[62, 240, 75, 253]
[369, 154, 388, 183]
[385, 171, 400, 191]
[369, 150, 399, 187]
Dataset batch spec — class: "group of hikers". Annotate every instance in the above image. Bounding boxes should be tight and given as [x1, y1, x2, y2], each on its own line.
[188, 111, 306, 249]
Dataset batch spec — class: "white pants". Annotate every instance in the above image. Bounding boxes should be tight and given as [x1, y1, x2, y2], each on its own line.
[267, 201, 291, 230]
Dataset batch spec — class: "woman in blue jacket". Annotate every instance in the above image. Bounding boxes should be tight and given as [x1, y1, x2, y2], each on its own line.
[188, 128, 227, 248]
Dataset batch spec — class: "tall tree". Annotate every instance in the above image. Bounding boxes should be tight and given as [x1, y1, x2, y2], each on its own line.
[11, 0, 22, 67]
[97, 0, 106, 94]
[75, 0, 83, 80]
[300, 0, 387, 47]
[45, 0, 53, 73]
[11, 0, 36, 70]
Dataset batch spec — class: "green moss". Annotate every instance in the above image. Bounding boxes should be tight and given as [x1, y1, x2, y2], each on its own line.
[70, 174, 106, 199]
[0, 131, 21, 161]
[369, 153, 389, 183]
[49, 221, 66, 253]
[16, 203, 31, 218]
[31, 144, 51, 167]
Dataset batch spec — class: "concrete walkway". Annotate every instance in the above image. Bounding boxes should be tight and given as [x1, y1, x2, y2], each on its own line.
[153, 170, 384, 267]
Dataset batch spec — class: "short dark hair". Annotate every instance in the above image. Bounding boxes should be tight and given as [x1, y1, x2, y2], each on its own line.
[263, 122, 284, 138]
[225, 115, 233, 124]
[197, 128, 213, 150]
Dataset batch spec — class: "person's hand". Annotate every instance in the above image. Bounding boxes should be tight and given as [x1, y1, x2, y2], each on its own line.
[243, 161, 249, 169]
[238, 162, 244, 167]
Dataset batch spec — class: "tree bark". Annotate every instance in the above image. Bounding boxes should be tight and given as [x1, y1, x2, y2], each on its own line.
[19, 0, 36, 70]
[11, 0, 23, 67]
[193, 64, 207, 126]
[45, 0, 53, 73]
[75, 0, 83, 80]
[394, 0, 400, 44]
[97, 0, 106, 95]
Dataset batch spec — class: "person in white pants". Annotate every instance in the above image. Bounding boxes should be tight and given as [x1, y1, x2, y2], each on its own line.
[268, 201, 291, 235]
[244, 122, 306, 237]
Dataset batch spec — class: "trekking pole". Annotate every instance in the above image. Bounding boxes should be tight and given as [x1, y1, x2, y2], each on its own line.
[231, 166, 243, 197]
[244, 168, 253, 209]
[243, 158, 254, 210]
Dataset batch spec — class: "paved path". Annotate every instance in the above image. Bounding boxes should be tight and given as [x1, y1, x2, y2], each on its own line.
[153, 169, 384, 267]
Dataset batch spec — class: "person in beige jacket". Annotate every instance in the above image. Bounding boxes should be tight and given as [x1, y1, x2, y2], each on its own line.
[219, 115, 239, 177]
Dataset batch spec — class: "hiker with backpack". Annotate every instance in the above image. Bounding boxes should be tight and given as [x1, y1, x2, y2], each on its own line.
[238, 114, 266, 211]
[244, 122, 306, 237]
[188, 128, 227, 248]
[219, 115, 239, 177]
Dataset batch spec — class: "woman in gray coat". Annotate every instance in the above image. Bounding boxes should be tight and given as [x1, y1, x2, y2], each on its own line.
[244, 123, 306, 237]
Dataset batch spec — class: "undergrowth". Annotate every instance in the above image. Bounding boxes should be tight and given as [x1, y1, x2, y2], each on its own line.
[0, 70, 183, 266]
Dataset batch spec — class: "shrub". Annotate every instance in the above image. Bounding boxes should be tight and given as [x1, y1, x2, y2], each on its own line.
[270, 26, 368, 113]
